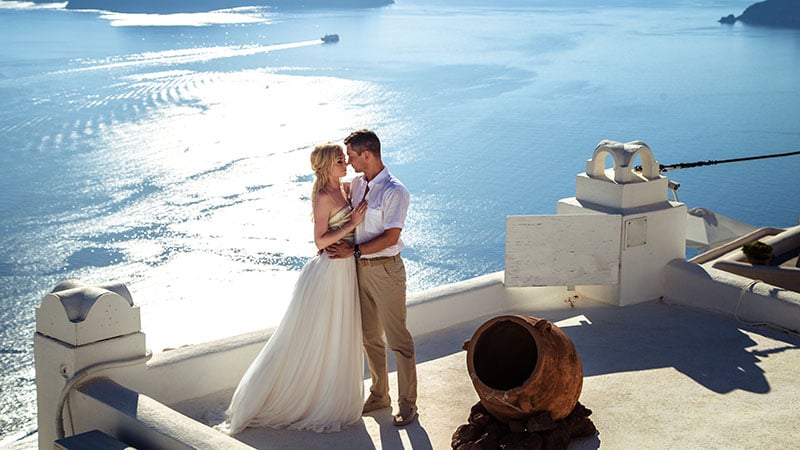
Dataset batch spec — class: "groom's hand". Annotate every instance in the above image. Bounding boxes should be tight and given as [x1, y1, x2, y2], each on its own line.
[325, 241, 354, 259]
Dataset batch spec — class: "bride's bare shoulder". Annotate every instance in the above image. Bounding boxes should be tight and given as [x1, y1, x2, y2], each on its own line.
[312, 189, 336, 215]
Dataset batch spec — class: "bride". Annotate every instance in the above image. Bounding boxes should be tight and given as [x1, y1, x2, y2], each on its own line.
[219, 142, 368, 434]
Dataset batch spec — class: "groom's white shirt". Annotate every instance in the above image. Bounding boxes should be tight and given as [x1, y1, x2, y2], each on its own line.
[351, 167, 409, 258]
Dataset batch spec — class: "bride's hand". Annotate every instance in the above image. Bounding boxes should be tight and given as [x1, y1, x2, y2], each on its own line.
[351, 200, 367, 226]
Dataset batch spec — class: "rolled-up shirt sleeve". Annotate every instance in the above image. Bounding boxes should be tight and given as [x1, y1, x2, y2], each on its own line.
[382, 186, 409, 230]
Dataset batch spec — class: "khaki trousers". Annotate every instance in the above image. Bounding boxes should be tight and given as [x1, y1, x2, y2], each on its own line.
[357, 255, 417, 408]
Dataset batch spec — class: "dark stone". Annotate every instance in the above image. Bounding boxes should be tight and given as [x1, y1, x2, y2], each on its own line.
[526, 411, 556, 432]
[499, 432, 544, 450]
[452, 424, 481, 448]
[468, 411, 492, 428]
[719, 14, 737, 24]
[507, 419, 526, 433]
[485, 421, 508, 437]
[569, 415, 598, 439]
[474, 432, 500, 450]
[455, 443, 482, 450]
[563, 403, 598, 438]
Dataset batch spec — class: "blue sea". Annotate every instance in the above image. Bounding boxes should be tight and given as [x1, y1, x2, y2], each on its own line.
[1, 0, 798, 444]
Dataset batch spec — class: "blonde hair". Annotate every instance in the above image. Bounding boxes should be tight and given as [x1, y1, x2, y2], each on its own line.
[310, 142, 344, 214]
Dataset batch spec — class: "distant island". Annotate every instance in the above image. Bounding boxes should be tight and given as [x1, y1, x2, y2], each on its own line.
[719, 0, 800, 28]
[64, 0, 393, 13]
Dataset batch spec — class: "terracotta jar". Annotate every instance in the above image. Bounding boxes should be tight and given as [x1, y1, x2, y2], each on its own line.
[465, 315, 583, 422]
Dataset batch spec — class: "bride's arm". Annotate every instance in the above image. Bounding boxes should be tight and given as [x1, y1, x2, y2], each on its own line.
[312, 190, 365, 250]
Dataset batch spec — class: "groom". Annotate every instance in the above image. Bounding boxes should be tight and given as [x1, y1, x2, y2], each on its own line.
[327, 128, 418, 427]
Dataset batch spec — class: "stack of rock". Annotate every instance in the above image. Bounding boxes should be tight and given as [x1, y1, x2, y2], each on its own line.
[451, 401, 596, 450]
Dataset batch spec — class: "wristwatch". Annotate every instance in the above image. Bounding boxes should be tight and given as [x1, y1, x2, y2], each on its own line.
[353, 244, 361, 259]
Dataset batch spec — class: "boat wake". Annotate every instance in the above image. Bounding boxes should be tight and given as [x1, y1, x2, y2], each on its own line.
[55, 40, 324, 75]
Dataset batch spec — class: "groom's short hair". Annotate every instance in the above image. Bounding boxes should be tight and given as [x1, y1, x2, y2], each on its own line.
[344, 129, 381, 158]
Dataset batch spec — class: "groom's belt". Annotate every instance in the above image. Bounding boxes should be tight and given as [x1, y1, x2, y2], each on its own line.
[357, 254, 401, 266]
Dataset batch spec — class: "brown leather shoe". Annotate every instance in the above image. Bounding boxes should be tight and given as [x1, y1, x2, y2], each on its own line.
[392, 405, 418, 427]
[362, 395, 391, 413]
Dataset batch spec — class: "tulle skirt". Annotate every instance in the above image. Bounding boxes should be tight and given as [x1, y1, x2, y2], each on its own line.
[223, 253, 364, 434]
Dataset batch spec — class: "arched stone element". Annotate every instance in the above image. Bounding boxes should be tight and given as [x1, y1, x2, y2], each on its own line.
[36, 280, 140, 346]
[586, 140, 660, 183]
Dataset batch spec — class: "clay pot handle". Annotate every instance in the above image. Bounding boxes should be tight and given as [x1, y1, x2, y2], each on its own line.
[533, 319, 552, 333]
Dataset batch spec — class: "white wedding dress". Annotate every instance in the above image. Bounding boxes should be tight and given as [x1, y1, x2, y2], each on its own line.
[222, 206, 364, 434]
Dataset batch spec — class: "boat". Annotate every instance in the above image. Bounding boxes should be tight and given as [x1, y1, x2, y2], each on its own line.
[26, 139, 800, 449]
[321, 34, 340, 43]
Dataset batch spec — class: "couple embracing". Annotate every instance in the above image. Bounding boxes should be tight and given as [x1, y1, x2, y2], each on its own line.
[218, 129, 418, 435]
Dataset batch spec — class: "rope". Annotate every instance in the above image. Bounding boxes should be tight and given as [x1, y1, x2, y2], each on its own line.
[56, 352, 152, 439]
[634, 149, 800, 173]
[733, 280, 767, 328]
[734, 280, 800, 337]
